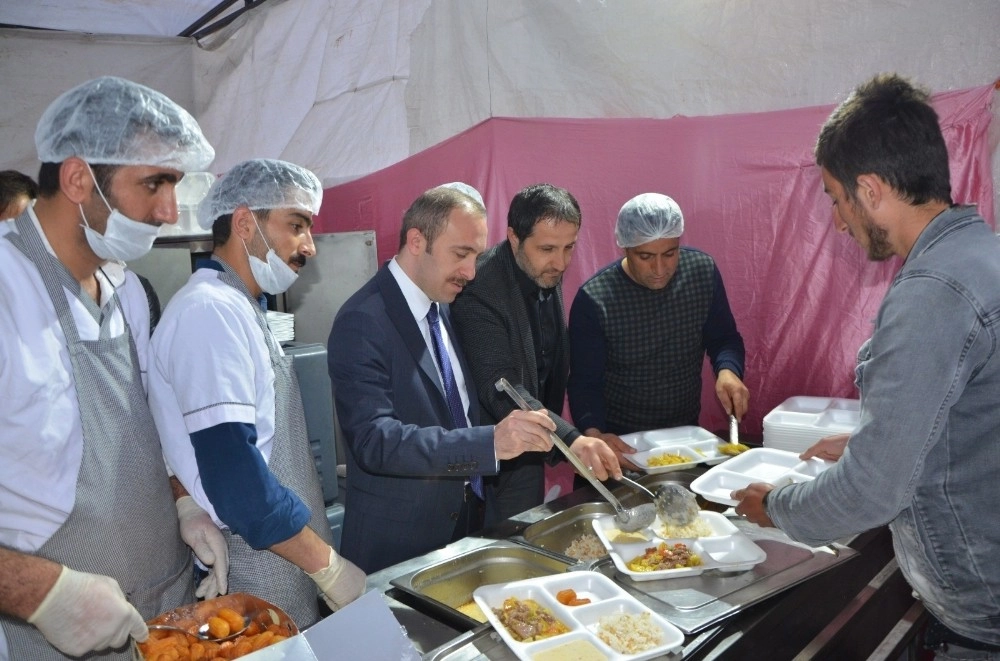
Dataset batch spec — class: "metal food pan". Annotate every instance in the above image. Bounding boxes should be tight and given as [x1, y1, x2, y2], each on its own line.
[519, 502, 614, 559]
[389, 540, 573, 629]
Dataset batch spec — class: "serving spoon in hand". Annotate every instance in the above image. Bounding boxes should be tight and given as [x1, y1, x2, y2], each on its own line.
[147, 615, 250, 643]
[495, 378, 655, 532]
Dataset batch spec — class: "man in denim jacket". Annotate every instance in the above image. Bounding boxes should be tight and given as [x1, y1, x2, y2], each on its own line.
[733, 73, 1000, 655]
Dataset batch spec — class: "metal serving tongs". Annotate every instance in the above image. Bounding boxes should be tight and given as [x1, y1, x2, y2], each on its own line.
[495, 378, 655, 532]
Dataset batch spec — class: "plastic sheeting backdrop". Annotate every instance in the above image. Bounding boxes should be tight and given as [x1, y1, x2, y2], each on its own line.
[315, 84, 996, 444]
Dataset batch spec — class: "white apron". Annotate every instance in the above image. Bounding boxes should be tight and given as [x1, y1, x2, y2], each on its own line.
[0, 213, 193, 660]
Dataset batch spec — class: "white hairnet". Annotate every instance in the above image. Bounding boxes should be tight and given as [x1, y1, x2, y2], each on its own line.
[197, 158, 323, 230]
[35, 76, 214, 172]
[438, 181, 484, 207]
[615, 193, 685, 248]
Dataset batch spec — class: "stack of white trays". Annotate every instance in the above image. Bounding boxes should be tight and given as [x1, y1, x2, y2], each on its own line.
[762, 396, 860, 454]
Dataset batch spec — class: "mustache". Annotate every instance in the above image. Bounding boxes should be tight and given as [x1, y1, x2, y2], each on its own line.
[290, 254, 307, 268]
[450, 277, 469, 288]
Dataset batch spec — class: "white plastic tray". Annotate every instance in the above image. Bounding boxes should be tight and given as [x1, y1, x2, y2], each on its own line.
[762, 397, 860, 452]
[473, 571, 684, 660]
[628, 443, 705, 474]
[619, 426, 731, 467]
[590, 512, 766, 582]
[690, 447, 834, 506]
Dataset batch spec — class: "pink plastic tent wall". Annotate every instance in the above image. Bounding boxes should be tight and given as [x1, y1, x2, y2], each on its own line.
[316, 84, 995, 442]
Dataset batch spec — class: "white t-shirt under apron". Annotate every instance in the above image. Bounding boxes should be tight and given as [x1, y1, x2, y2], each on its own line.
[147, 267, 281, 527]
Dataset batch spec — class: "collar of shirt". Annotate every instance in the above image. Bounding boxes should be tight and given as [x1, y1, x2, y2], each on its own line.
[24, 205, 125, 306]
[198, 256, 268, 312]
[388, 256, 435, 324]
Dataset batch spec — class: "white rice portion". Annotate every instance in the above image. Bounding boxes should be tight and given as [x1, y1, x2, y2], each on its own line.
[564, 533, 608, 561]
[596, 611, 663, 654]
[659, 517, 713, 539]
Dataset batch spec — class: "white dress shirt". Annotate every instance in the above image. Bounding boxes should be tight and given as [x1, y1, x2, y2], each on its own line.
[387, 257, 473, 425]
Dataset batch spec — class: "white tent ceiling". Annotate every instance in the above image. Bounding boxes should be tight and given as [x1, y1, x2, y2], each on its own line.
[0, 0, 268, 39]
[1, 0, 997, 200]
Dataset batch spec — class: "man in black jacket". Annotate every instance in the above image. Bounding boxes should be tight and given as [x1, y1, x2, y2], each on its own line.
[451, 183, 622, 523]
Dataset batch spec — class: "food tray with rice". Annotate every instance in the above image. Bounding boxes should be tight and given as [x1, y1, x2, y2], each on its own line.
[473, 571, 684, 661]
[131, 592, 298, 661]
[618, 426, 747, 468]
[591, 511, 767, 582]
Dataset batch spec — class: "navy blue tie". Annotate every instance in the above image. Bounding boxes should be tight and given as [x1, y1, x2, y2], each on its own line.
[427, 303, 484, 499]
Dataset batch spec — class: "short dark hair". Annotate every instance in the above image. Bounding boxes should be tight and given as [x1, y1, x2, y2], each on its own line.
[211, 208, 270, 249]
[507, 183, 581, 242]
[815, 73, 952, 206]
[36, 161, 119, 199]
[0, 170, 38, 211]
[398, 187, 485, 251]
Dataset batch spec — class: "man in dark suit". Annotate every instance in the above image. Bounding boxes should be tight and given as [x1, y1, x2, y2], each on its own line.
[451, 183, 625, 523]
[328, 186, 558, 574]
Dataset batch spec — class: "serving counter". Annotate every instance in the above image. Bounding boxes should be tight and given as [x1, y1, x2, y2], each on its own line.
[366, 468, 926, 660]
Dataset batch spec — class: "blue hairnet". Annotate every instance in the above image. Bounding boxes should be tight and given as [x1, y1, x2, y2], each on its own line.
[615, 193, 684, 248]
[197, 158, 323, 230]
[35, 76, 214, 172]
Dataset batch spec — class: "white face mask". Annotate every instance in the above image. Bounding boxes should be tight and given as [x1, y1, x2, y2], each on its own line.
[79, 164, 161, 262]
[242, 210, 299, 295]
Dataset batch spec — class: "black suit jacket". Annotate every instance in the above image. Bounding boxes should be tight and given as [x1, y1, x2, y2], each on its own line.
[328, 265, 495, 573]
[451, 241, 579, 521]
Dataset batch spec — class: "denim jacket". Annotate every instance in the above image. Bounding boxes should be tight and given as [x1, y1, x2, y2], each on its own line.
[768, 205, 1000, 644]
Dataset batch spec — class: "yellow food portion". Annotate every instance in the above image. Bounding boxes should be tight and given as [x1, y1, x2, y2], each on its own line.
[456, 600, 488, 623]
[646, 453, 688, 467]
[626, 542, 703, 572]
[718, 443, 750, 456]
[609, 530, 650, 543]
[533, 638, 609, 660]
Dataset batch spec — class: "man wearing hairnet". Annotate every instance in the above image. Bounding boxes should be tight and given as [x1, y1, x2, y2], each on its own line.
[568, 193, 748, 463]
[148, 158, 366, 627]
[0, 76, 223, 660]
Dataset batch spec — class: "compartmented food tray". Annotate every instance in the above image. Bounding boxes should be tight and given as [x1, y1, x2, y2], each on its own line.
[763, 396, 860, 453]
[629, 443, 705, 474]
[473, 571, 684, 660]
[619, 426, 734, 466]
[591, 512, 766, 582]
[690, 447, 834, 506]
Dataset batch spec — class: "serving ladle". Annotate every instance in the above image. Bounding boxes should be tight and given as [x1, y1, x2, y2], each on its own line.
[614, 474, 699, 528]
[495, 378, 655, 532]
[147, 615, 250, 643]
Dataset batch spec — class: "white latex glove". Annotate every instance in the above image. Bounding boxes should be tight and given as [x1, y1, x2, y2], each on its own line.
[306, 547, 366, 611]
[175, 495, 229, 598]
[28, 566, 147, 655]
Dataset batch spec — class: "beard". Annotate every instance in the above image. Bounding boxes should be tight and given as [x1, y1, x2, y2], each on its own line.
[513, 244, 562, 289]
[854, 203, 893, 261]
[864, 221, 893, 261]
